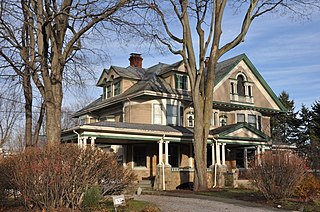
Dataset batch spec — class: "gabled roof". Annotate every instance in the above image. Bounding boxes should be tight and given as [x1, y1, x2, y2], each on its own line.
[209, 123, 269, 141]
[75, 53, 286, 117]
[210, 123, 269, 142]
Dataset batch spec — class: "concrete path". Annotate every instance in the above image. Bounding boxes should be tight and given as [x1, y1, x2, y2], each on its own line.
[134, 194, 294, 212]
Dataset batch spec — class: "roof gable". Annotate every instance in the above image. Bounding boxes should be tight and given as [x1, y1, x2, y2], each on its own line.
[214, 54, 286, 112]
[210, 123, 269, 141]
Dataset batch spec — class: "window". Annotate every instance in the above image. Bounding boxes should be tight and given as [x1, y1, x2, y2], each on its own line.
[175, 74, 188, 90]
[248, 114, 256, 128]
[169, 143, 179, 167]
[114, 81, 120, 96]
[180, 106, 184, 126]
[258, 115, 262, 131]
[231, 82, 235, 94]
[237, 114, 245, 123]
[166, 104, 178, 125]
[237, 75, 245, 96]
[133, 144, 146, 167]
[219, 115, 227, 126]
[107, 85, 112, 98]
[153, 104, 162, 124]
[187, 112, 194, 127]
[248, 85, 252, 97]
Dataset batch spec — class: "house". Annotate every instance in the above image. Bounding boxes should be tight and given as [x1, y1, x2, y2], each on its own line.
[61, 53, 286, 190]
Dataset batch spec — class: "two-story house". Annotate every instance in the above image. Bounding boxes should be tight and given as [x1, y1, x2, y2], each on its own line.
[61, 53, 286, 190]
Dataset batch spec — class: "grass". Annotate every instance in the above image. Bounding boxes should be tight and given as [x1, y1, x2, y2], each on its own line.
[0, 197, 159, 212]
[197, 188, 320, 212]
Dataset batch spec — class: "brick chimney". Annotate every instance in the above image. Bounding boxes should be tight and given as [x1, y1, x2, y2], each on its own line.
[129, 53, 143, 68]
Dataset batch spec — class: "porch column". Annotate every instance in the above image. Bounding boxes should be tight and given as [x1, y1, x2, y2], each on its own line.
[221, 143, 226, 166]
[82, 137, 88, 148]
[165, 141, 170, 166]
[261, 145, 265, 153]
[211, 143, 215, 166]
[244, 148, 248, 169]
[189, 143, 193, 168]
[158, 139, 163, 165]
[90, 137, 96, 147]
[215, 142, 221, 165]
[256, 145, 261, 165]
[78, 136, 82, 147]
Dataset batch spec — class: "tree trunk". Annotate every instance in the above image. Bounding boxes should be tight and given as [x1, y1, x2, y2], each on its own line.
[23, 74, 33, 147]
[33, 101, 45, 146]
[45, 96, 62, 146]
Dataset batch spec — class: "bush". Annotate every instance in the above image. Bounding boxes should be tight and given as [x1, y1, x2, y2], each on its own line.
[295, 173, 320, 201]
[0, 144, 136, 210]
[248, 151, 307, 200]
[82, 185, 101, 210]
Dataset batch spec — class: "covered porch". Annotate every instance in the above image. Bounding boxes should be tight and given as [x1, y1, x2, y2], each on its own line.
[61, 122, 270, 190]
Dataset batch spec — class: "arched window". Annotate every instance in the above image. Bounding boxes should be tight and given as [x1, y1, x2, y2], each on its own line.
[219, 115, 227, 126]
[237, 75, 245, 96]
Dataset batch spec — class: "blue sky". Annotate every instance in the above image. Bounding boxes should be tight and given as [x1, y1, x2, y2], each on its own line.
[65, 7, 320, 111]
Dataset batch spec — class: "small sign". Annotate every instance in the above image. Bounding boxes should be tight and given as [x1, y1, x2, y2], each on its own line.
[112, 194, 126, 207]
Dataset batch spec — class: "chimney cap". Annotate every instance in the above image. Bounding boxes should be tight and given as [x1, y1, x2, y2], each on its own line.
[130, 53, 142, 57]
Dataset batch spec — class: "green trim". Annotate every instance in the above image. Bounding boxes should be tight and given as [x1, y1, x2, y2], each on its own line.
[215, 54, 287, 112]
[213, 101, 282, 113]
[241, 55, 287, 112]
[214, 123, 269, 140]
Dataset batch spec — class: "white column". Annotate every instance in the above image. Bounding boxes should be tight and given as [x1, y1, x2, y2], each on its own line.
[189, 143, 193, 168]
[215, 142, 221, 165]
[211, 143, 215, 166]
[165, 141, 170, 166]
[78, 137, 82, 147]
[90, 137, 96, 147]
[81, 137, 88, 148]
[261, 145, 265, 153]
[221, 143, 226, 166]
[158, 139, 163, 165]
[256, 145, 261, 165]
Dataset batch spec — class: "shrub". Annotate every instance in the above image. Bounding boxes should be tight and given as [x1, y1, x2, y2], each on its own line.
[248, 151, 307, 200]
[1, 144, 136, 210]
[295, 173, 320, 201]
[82, 185, 101, 210]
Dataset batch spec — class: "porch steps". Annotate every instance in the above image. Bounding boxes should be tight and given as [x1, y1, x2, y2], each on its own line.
[137, 179, 154, 192]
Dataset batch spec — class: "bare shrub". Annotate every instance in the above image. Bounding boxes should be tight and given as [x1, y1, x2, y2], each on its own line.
[295, 173, 320, 201]
[248, 151, 307, 200]
[1, 144, 136, 210]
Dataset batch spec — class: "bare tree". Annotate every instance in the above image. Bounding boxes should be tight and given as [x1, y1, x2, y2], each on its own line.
[0, 88, 23, 150]
[0, 0, 135, 146]
[135, 0, 320, 190]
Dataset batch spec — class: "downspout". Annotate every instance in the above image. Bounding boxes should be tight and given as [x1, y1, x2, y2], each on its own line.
[127, 98, 131, 122]
[73, 130, 80, 146]
[212, 138, 218, 188]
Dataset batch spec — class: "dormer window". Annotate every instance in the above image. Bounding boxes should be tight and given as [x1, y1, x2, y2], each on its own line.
[107, 85, 112, 98]
[114, 81, 121, 96]
[175, 74, 188, 90]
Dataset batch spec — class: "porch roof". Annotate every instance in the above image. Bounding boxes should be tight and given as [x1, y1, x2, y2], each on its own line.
[62, 122, 270, 146]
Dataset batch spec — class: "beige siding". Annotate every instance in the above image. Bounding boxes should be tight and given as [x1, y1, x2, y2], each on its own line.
[125, 103, 152, 124]
[122, 78, 137, 94]
[261, 116, 271, 136]
[213, 80, 230, 103]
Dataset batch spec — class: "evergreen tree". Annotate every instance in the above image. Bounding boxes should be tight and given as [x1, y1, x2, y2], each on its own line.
[271, 91, 300, 144]
[309, 101, 320, 171]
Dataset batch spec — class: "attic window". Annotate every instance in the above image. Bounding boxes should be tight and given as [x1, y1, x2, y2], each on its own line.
[237, 75, 245, 96]
[175, 74, 188, 90]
